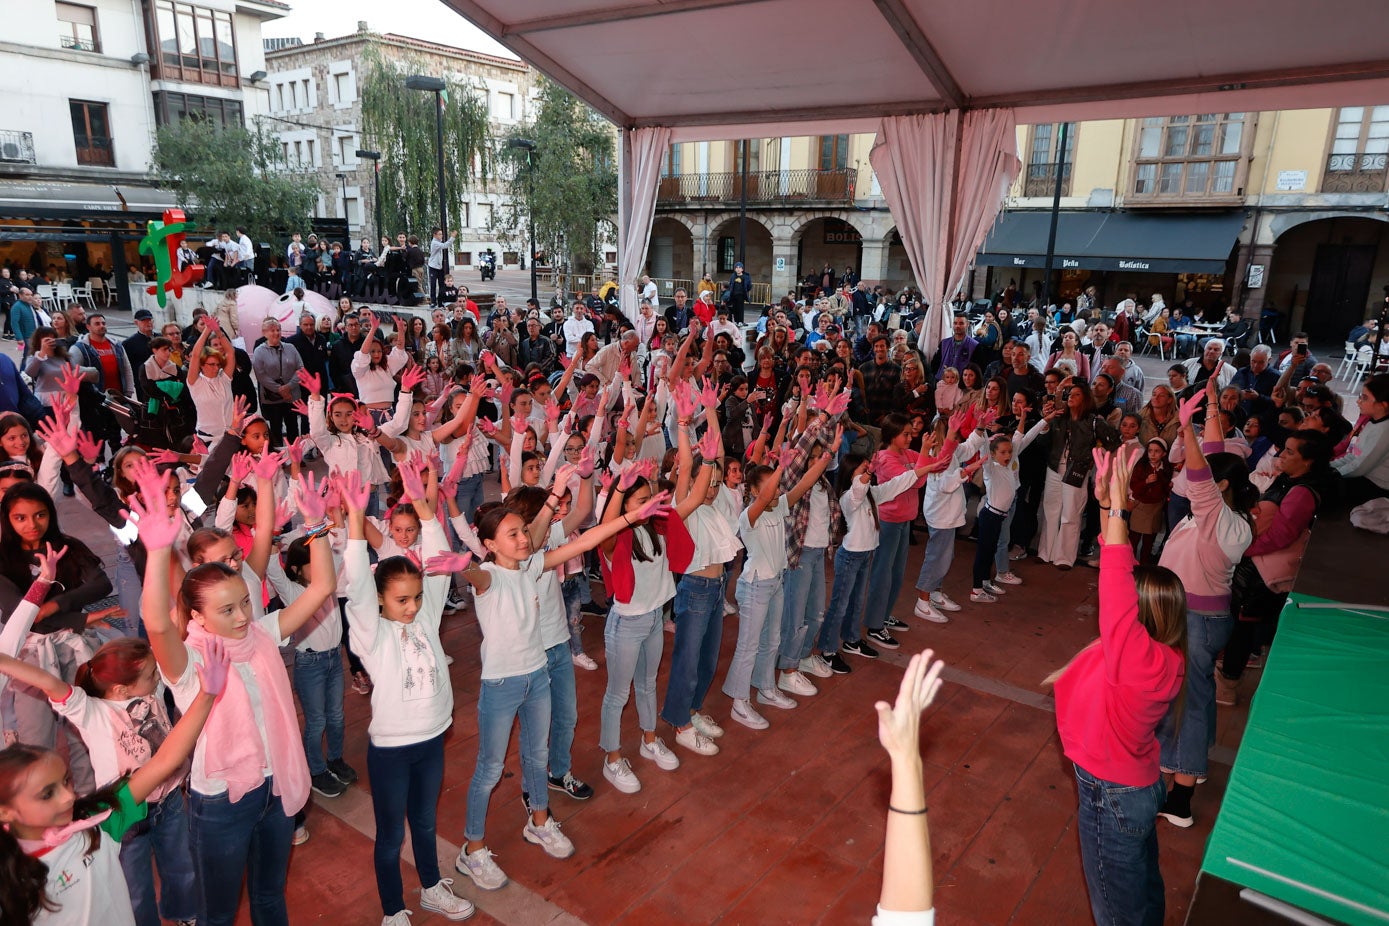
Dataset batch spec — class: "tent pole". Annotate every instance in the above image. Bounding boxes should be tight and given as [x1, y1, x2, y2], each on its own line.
[1041, 121, 1068, 312]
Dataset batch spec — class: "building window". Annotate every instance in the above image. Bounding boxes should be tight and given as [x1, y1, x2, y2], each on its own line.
[70, 100, 113, 166]
[333, 70, 355, 106]
[718, 236, 736, 272]
[1131, 113, 1247, 200]
[491, 91, 513, 121]
[818, 134, 849, 171]
[151, 0, 238, 87]
[343, 195, 361, 227]
[334, 133, 356, 167]
[1324, 106, 1389, 193]
[476, 202, 493, 228]
[458, 202, 470, 228]
[56, 2, 99, 52]
[457, 251, 472, 267]
[1023, 123, 1075, 196]
[732, 139, 760, 173]
[153, 91, 243, 127]
[661, 144, 681, 177]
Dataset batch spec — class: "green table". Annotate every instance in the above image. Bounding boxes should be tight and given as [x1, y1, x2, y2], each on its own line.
[1195, 592, 1389, 925]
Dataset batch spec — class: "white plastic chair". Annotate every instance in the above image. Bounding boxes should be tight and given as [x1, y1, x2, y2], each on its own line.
[54, 283, 74, 309]
[1336, 341, 1358, 380]
[35, 284, 57, 312]
[81, 278, 102, 310]
[1349, 345, 1373, 392]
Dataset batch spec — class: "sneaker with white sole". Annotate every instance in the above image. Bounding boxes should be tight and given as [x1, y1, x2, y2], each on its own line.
[757, 686, 797, 709]
[913, 599, 948, 623]
[799, 654, 833, 679]
[970, 588, 998, 603]
[420, 879, 476, 920]
[639, 737, 680, 771]
[931, 591, 962, 612]
[778, 670, 818, 697]
[690, 712, 724, 738]
[603, 757, 642, 793]
[982, 580, 1007, 596]
[730, 698, 769, 729]
[993, 571, 1023, 586]
[455, 846, 507, 891]
[571, 652, 598, 671]
[884, 615, 910, 633]
[866, 628, 900, 649]
[523, 816, 575, 858]
[382, 911, 413, 926]
[546, 772, 594, 800]
[674, 725, 720, 755]
[292, 826, 310, 846]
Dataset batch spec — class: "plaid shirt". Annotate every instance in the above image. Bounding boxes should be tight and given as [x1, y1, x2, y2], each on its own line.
[779, 414, 842, 569]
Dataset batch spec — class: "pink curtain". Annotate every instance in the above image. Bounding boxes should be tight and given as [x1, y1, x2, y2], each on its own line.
[617, 126, 672, 323]
[870, 110, 1019, 362]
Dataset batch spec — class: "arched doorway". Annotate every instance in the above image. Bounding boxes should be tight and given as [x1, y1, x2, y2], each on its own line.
[708, 216, 773, 288]
[883, 227, 911, 290]
[1267, 215, 1389, 340]
[793, 216, 864, 286]
[647, 217, 695, 287]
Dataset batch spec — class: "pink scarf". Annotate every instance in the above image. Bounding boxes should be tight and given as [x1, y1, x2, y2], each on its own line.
[186, 622, 309, 814]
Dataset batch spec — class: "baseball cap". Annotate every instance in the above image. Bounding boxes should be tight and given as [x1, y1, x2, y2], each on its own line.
[133, 309, 154, 321]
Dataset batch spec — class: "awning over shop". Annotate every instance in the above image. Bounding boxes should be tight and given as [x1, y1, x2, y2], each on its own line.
[975, 211, 1247, 274]
[0, 180, 178, 219]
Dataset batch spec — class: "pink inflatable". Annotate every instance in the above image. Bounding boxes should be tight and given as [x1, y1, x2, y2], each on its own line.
[234, 285, 337, 341]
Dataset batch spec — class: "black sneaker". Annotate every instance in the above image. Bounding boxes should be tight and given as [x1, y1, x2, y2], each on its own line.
[867, 628, 900, 650]
[547, 772, 594, 800]
[826, 652, 853, 675]
[841, 638, 879, 659]
[579, 601, 606, 617]
[1157, 788, 1194, 828]
[311, 771, 347, 798]
[884, 616, 910, 633]
[326, 758, 357, 785]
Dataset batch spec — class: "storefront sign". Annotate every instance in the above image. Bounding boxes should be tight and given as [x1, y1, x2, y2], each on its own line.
[1276, 170, 1307, 191]
[984, 253, 1227, 274]
[823, 218, 862, 245]
[1246, 263, 1265, 288]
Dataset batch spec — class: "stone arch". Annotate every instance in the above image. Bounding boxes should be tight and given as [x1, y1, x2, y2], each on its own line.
[706, 214, 775, 281]
[1269, 209, 1389, 244]
[1264, 213, 1389, 340]
[786, 210, 866, 245]
[647, 217, 696, 284]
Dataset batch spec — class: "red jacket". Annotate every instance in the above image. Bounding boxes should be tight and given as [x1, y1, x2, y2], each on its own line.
[598, 513, 694, 604]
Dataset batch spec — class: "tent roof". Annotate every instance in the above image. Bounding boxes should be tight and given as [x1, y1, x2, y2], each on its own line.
[440, 0, 1389, 138]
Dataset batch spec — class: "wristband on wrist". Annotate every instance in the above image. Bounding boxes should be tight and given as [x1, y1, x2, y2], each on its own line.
[888, 805, 928, 815]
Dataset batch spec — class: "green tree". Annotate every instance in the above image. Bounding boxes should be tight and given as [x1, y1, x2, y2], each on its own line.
[150, 119, 319, 242]
[492, 78, 617, 273]
[359, 46, 491, 237]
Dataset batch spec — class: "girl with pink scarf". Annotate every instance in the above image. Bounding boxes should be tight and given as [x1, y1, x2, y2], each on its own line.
[132, 458, 338, 926]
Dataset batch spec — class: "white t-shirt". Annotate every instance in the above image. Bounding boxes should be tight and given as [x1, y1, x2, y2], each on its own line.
[24, 797, 140, 926]
[613, 529, 675, 617]
[641, 280, 658, 304]
[475, 555, 548, 679]
[684, 503, 741, 573]
[535, 522, 571, 650]
[188, 371, 234, 437]
[739, 496, 788, 580]
[804, 484, 831, 548]
[840, 470, 920, 553]
[51, 686, 181, 802]
[266, 553, 342, 653]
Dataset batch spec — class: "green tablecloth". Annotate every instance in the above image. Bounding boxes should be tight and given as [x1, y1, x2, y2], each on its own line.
[1201, 592, 1389, 925]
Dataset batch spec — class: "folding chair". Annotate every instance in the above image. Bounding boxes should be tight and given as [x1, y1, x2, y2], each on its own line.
[1335, 341, 1359, 380]
[1349, 345, 1374, 392]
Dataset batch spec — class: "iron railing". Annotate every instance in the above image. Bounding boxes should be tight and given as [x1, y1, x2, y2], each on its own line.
[60, 34, 98, 51]
[1022, 161, 1073, 197]
[0, 130, 36, 164]
[656, 167, 856, 205]
[1322, 153, 1388, 193]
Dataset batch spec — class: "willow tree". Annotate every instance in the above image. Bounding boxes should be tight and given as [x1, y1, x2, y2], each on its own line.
[359, 46, 490, 237]
[492, 78, 617, 273]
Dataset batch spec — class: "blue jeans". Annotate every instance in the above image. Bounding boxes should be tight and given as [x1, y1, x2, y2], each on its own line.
[561, 576, 587, 655]
[120, 787, 196, 926]
[188, 777, 294, 926]
[292, 648, 345, 776]
[994, 501, 1017, 575]
[544, 642, 577, 780]
[465, 666, 550, 841]
[915, 524, 957, 595]
[661, 573, 726, 727]
[721, 574, 784, 700]
[601, 606, 663, 752]
[454, 471, 485, 525]
[861, 520, 911, 631]
[1158, 610, 1233, 777]
[821, 547, 874, 653]
[778, 549, 825, 670]
[1073, 764, 1167, 926]
[367, 733, 445, 916]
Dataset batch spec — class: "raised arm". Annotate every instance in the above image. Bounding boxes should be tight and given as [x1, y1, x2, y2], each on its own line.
[127, 639, 227, 805]
[245, 452, 281, 580]
[271, 476, 337, 640]
[130, 462, 190, 683]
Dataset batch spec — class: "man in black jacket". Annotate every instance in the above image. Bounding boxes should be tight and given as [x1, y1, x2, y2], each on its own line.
[724, 262, 752, 323]
[328, 312, 367, 395]
[122, 309, 156, 394]
[850, 280, 875, 337]
[519, 316, 558, 376]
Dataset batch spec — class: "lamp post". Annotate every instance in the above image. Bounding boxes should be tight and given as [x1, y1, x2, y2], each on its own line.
[507, 137, 538, 302]
[355, 149, 381, 245]
[335, 171, 349, 228]
[405, 75, 448, 234]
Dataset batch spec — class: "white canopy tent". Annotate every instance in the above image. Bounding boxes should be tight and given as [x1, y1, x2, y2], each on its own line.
[441, 0, 1389, 354]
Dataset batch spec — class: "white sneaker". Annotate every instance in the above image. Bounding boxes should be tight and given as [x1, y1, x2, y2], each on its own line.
[603, 757, 642, 793]
[523, 815, 575, 859]
[571, 652, 598, 671]
[445, 654, 455, 665]
[382, 911, 413, 926]
[674, 725, 720, 756]
[970, 588, 998, 603]
[722, 599, 737, 615]
[639, 737, 681, 771]
[292, 826, 310, 845]
[690, 712, 724, 738]
[730, 698, 769, 730]
[799, 654, 833, 679]
[419, 879, 476, 920]
[913, 599, 948, 623]
[982, 580, 1007, 596]
[931, 591, 962, 612]
[455, 846, 507, 891]
[757, 686, 797, 709]
[994, 571, 1023, 586]
[778, 670, 818, 697]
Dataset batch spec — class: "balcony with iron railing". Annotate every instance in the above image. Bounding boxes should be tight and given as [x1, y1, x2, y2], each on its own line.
[75, 136, 115, 167]
[656, 167, 856, 207]
[0, 131, 36, 165]
[1322, 152, 1388, 193]
[1022, 161, 1073, 197]
[59, 33, 98, 52]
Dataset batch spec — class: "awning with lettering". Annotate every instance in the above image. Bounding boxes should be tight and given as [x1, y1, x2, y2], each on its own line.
[0, 180, 178, 220]
[975, 210, 1248, 274]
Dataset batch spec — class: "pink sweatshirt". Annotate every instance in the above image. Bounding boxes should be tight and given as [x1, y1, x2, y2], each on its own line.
[872, 447, 929, 523]
[1055, 543, 1186, 787]
[1158, 464, 1253, 613]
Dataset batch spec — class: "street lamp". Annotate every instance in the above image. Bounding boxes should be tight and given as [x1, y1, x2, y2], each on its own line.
[355, 149, 381, 245]
[335, 172, 349, 230]
[405, 75, 448, 234]
[507, 137, 537, 302]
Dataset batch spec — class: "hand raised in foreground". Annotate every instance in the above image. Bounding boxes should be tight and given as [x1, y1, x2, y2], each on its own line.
[875, 648, 945, 762]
